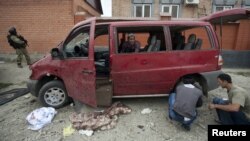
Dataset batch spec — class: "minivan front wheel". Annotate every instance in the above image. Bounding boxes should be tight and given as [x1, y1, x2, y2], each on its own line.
[38, 80, 69, 108]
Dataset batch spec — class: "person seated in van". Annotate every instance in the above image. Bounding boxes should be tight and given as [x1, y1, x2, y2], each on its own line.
[121, 33, 140, 53]
[168, 77, 203, 131]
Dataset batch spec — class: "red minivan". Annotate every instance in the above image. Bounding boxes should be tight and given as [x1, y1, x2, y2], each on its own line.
[27, 9, 249, 108]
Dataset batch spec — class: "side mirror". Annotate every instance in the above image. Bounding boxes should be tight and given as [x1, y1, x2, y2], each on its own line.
[51, 48, 63, 59]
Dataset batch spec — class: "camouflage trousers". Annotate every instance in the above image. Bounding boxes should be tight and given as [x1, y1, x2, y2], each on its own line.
[16, 48, 31, 65]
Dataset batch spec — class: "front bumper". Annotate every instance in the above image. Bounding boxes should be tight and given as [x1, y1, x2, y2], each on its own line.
[27, 80, 39, 97]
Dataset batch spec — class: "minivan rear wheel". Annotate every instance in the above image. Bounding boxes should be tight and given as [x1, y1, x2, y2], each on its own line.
[38, 80, 69, 108]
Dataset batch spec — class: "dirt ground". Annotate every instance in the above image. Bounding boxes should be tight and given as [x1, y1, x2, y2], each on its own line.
[0, 62, 250, 141]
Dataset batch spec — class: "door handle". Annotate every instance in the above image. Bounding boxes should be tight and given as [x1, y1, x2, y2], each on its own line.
[82, 69, 94, 74]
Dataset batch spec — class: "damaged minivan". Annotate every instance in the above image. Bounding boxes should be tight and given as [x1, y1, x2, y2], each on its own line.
[27, 9, 249, 108]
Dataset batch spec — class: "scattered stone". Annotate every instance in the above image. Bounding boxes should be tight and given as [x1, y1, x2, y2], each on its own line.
[137, 125, 144, 129]
[141, 108, 152, 114]
[79, 129, 94, 136]
[29, 99, 36, 104]
[0, 118, 5, 122]
[24, 95, 30, 99]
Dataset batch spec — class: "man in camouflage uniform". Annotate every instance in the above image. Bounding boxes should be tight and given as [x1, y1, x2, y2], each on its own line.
[7, 27, 31, 68]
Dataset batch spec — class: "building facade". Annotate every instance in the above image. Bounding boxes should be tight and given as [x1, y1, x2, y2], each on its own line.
[113, 0, 250, 19]
[0, 0, 102, 53]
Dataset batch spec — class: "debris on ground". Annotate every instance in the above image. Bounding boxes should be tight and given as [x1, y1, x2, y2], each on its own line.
[79, 129, 94, 136]
[63, 125, 75, 137]
[26, 107, 57, 130]
[69, 102, 132, 132]
[24, 95, 30, 99]
[141, 108, 152, 114]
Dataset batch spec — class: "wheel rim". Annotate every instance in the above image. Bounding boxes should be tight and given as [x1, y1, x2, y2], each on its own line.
[44, 87, 66, 106]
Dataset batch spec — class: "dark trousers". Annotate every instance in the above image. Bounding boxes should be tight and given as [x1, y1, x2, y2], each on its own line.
[212, 97, 250, 125]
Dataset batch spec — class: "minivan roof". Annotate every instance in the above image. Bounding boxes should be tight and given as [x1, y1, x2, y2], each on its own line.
[74, 8, 250, 29]
[200, 8, 250, 24]
[73, 17, 210, 29]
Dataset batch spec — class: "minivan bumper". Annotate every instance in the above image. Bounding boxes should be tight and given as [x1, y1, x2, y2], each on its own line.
[27, 80, 39, 97]
[200, 70, 224, 91]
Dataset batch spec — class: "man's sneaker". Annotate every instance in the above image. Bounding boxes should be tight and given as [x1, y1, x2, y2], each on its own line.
[181, 124, 191, 131]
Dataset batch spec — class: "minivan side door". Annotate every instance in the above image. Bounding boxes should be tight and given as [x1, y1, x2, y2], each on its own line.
[59, 19, 97, 107]
[109, 23, 180, 96]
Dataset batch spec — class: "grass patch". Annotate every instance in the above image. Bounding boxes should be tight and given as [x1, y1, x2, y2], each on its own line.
[0, 83, 13, 89]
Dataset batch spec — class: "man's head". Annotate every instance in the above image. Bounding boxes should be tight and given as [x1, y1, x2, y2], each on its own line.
[127, 33, 135, 45]
[9, 27, 17, 35]
[217, 73, 232, 88]
[182, 76, 195, 84]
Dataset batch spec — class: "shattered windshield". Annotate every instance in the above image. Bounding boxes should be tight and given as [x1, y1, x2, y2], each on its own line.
[64, 26, 90, 57]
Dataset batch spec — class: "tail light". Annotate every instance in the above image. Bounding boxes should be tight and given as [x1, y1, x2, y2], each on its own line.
[218, 55, 223, 66]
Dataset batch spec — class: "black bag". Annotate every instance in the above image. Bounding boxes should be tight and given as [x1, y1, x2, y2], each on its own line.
[7, 34, 16, 48]
[19, 35, 28, 44]
[6, 34, 26, 49]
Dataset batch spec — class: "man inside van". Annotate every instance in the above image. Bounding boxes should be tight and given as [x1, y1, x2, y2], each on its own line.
[209, 73, 250, 125]
[168, 77, 203, 131]
[121, 33, 140, 53]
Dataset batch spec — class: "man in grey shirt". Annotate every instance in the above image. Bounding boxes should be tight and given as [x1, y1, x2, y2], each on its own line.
[168, 77, 203, 131]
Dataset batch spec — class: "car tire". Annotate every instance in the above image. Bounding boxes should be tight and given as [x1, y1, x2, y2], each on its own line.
[38, 80, 69, 108]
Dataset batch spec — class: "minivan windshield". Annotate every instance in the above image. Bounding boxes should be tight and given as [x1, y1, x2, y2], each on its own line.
[63, 25, 90, 58]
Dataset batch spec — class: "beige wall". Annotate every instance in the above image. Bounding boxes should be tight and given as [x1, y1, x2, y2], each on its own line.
[113, 0, 132, 17]
[113, 0, 245, 18]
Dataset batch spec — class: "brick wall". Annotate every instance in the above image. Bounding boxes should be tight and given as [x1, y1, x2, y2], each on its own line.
[214, 20, 250, 50]
[112, 0, 132, 17]
[215, 24, 239, 50]
[234, 20, 250, 50]
[0, 0, 74, 53]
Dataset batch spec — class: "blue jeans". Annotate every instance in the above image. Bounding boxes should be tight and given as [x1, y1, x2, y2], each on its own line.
[168, 93, 196, 127]
[212, 97, 250, 125]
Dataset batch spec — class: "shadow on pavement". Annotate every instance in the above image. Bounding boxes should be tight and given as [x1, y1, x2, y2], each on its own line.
[0, 88, 30, 105]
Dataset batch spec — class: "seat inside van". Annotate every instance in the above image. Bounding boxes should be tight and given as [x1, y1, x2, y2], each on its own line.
[184, 34, 196, 50]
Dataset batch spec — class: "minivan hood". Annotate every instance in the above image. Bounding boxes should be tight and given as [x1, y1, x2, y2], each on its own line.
[30, 54, 51, 69]
[200, 8, 250, 24]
